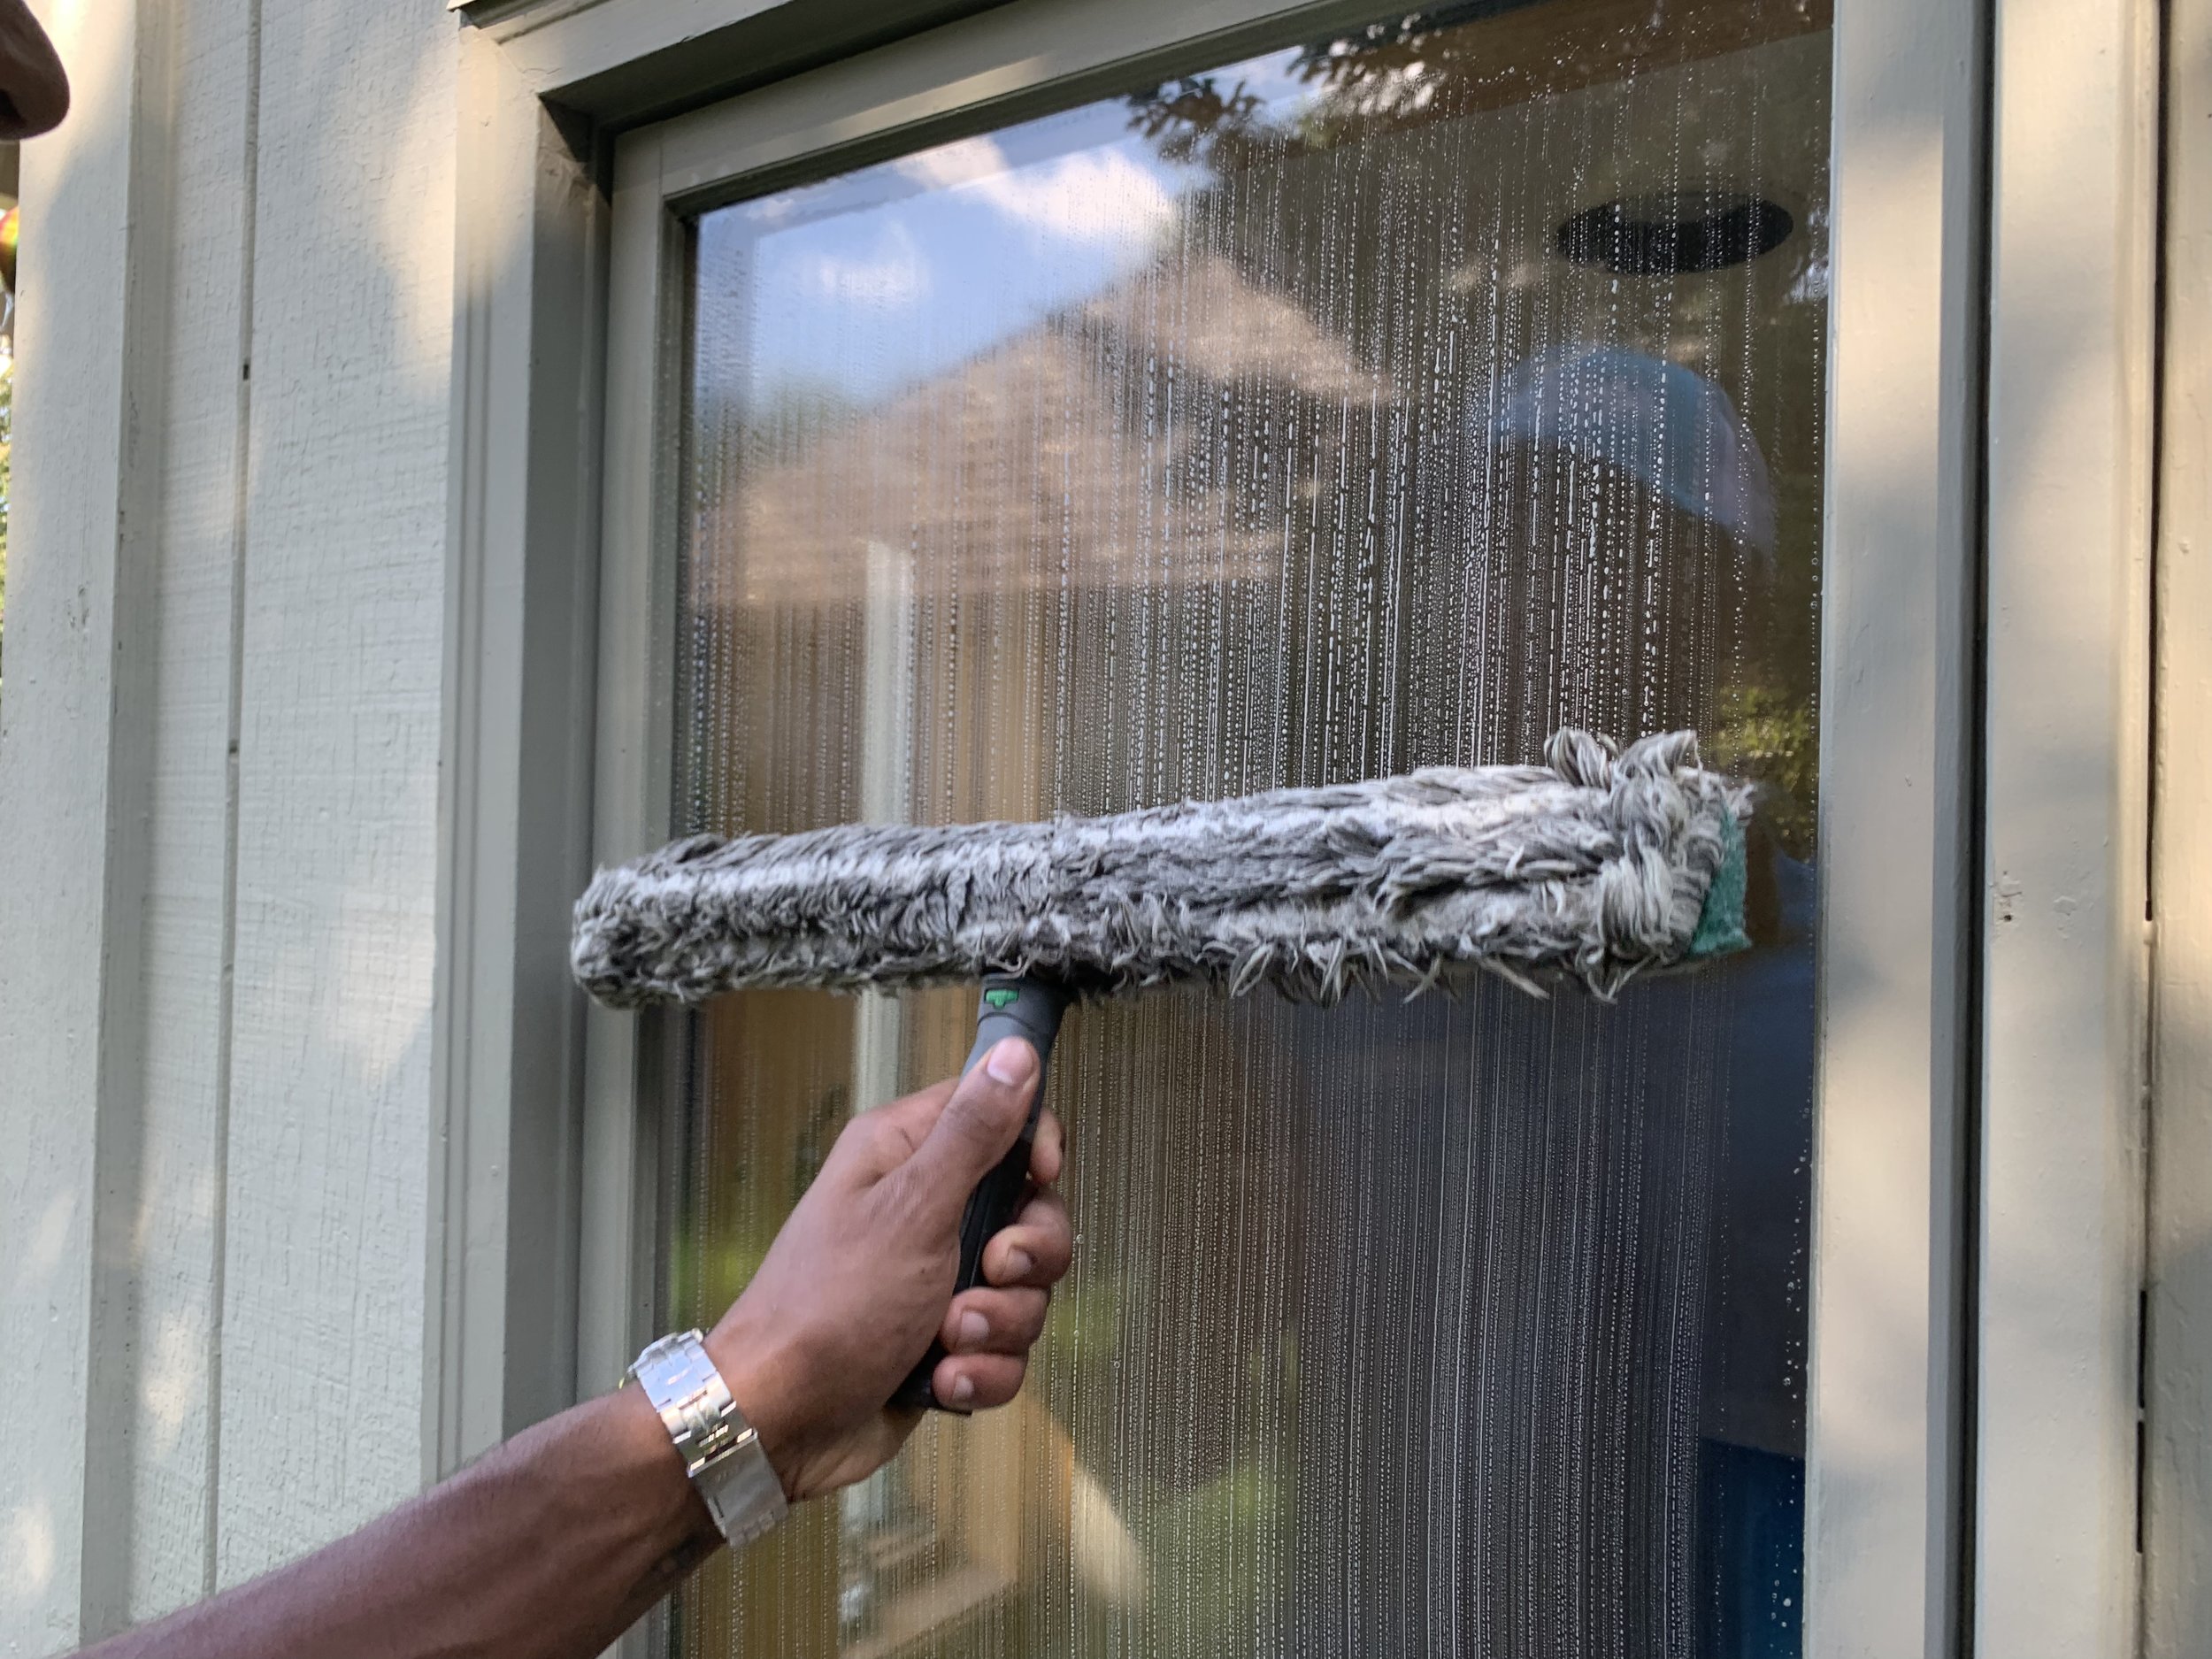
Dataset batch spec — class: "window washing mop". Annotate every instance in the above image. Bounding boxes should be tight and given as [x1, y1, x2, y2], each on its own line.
[571, 726, 1752, 1410]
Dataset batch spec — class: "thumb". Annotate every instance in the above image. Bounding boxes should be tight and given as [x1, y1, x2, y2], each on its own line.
[897, 1038, 1040, 1221]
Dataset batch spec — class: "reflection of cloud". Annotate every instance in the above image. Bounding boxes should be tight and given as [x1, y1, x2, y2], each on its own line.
[800, 222, 931, 308]
[898, 136, 1175, 246]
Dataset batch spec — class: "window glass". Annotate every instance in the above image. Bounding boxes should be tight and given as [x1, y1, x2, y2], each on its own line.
[667, 1, 1828, 1654]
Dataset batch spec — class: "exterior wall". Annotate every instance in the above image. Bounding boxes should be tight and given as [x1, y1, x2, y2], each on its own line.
[0, 2, 143, 1645]
[2148, 0, 2212, 1640]
[0, 0, 456, 1647]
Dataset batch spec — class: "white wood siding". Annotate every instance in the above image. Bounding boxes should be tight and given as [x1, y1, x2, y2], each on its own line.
[123, 0, 257, 1624]
[214, 0, 454, 1589]
[0, 0, 147, 1645]
[0, 0, 457, 1647]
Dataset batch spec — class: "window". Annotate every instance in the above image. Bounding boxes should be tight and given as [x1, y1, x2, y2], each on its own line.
[649, 1, 1830, 1652]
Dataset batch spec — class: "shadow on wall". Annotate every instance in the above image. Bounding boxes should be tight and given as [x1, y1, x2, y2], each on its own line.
[0, 0, 458, 1641]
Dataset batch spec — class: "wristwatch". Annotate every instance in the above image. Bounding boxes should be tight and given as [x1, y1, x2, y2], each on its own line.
[627, 1329, 788, 1549]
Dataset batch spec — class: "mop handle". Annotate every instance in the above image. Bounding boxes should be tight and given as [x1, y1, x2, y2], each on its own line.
[890, 973, 1069, 1412]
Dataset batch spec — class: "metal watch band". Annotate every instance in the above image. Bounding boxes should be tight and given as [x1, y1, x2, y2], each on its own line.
[628, 1329, 788, 1549]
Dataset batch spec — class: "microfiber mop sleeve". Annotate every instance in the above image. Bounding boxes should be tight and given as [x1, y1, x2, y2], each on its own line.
[572, 727, 1753, 1010]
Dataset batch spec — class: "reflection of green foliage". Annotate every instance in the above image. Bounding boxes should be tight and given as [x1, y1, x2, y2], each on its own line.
[1039, 1282, 1296, 1656]
[666, 1079, 849, 1321]
[1761, 472, 1825, 692]
[708, 1237, 772, 1308]
[1042, 1276, 1125, 1361]
[793, 1083, 846, 1193]
[1130, 0, 1741, 167]
[1708, 682, 1816, 856]
[664, 1220, 780, 1328]
[1128, 7, 1515, 166]
[1137, 1462, 1286, 1658]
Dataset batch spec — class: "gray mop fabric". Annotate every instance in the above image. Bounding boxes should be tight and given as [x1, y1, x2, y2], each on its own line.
[572, 728, 1753, 1010]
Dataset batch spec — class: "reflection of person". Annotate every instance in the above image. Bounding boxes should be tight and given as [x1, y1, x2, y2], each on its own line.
[1272, 343, 1812, 1659]
[1492, 360, 1816, 1659]
[1476, 342, 1781, 763]
[1501, 343, 1812, 1659]
[70, 1041, 1074, 1659]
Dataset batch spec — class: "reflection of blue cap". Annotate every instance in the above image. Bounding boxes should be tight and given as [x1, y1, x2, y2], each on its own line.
[1490, 344, 1778, 558]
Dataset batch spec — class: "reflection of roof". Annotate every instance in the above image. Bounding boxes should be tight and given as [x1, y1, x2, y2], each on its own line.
[1082, 256, 1388, 403]
[720, 257, 1383, 606]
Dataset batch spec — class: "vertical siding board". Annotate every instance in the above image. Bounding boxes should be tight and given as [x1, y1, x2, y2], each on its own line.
[0, 1, 149, 1647]
[127, 0, 257, 1621]
[214, 0, 456, 1583]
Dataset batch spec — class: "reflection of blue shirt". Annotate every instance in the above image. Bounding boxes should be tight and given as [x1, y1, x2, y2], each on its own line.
[1261, 852, 1815, 1460]
[1491, 343, 1781, 557]
[1187, 850, 1816, 1655]
[1702, 854, 1816, 1457]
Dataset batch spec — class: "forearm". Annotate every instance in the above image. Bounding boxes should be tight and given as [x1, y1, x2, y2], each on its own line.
[66, 1054, 1072, 1659]
[81, 1386, 718, 1659]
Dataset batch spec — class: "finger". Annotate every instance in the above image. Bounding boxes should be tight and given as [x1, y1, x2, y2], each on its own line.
[933, 1352, 1028, 1413]
[983, 1187, 1071, 1287]
[895, 1040, 1039, 1217]
[1028, 1110, 1064, 1186]
[941, 1286, 1050, 1356]
[840, 1077, 957, 1179]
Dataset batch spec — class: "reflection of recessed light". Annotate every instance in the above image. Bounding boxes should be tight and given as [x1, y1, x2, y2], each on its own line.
[1555, 192, 1793, 275]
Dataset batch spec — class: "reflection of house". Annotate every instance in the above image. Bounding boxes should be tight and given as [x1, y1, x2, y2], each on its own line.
[718, 257, 1369, 607]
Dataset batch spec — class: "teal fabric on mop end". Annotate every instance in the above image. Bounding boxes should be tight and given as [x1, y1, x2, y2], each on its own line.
[1687, 810, 1752, 961]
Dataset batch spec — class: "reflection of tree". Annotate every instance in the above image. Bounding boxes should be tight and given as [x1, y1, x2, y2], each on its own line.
[1125, 74, 1266, 166]
[1131, 0, 1829, 169]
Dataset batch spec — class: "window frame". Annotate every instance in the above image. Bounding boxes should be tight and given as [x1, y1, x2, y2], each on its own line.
[596, 3, 1969, 1648]
[434, 0, 2156, 1652]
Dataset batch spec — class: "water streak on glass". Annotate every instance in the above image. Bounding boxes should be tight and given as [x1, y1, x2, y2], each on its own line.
[667, 2, 1829, 1654]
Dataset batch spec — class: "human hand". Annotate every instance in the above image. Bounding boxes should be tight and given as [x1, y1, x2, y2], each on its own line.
[702, 1038, 1071, 1502]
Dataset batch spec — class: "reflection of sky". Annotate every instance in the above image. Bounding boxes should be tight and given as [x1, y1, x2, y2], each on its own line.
[701, 47, 1319, 409]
